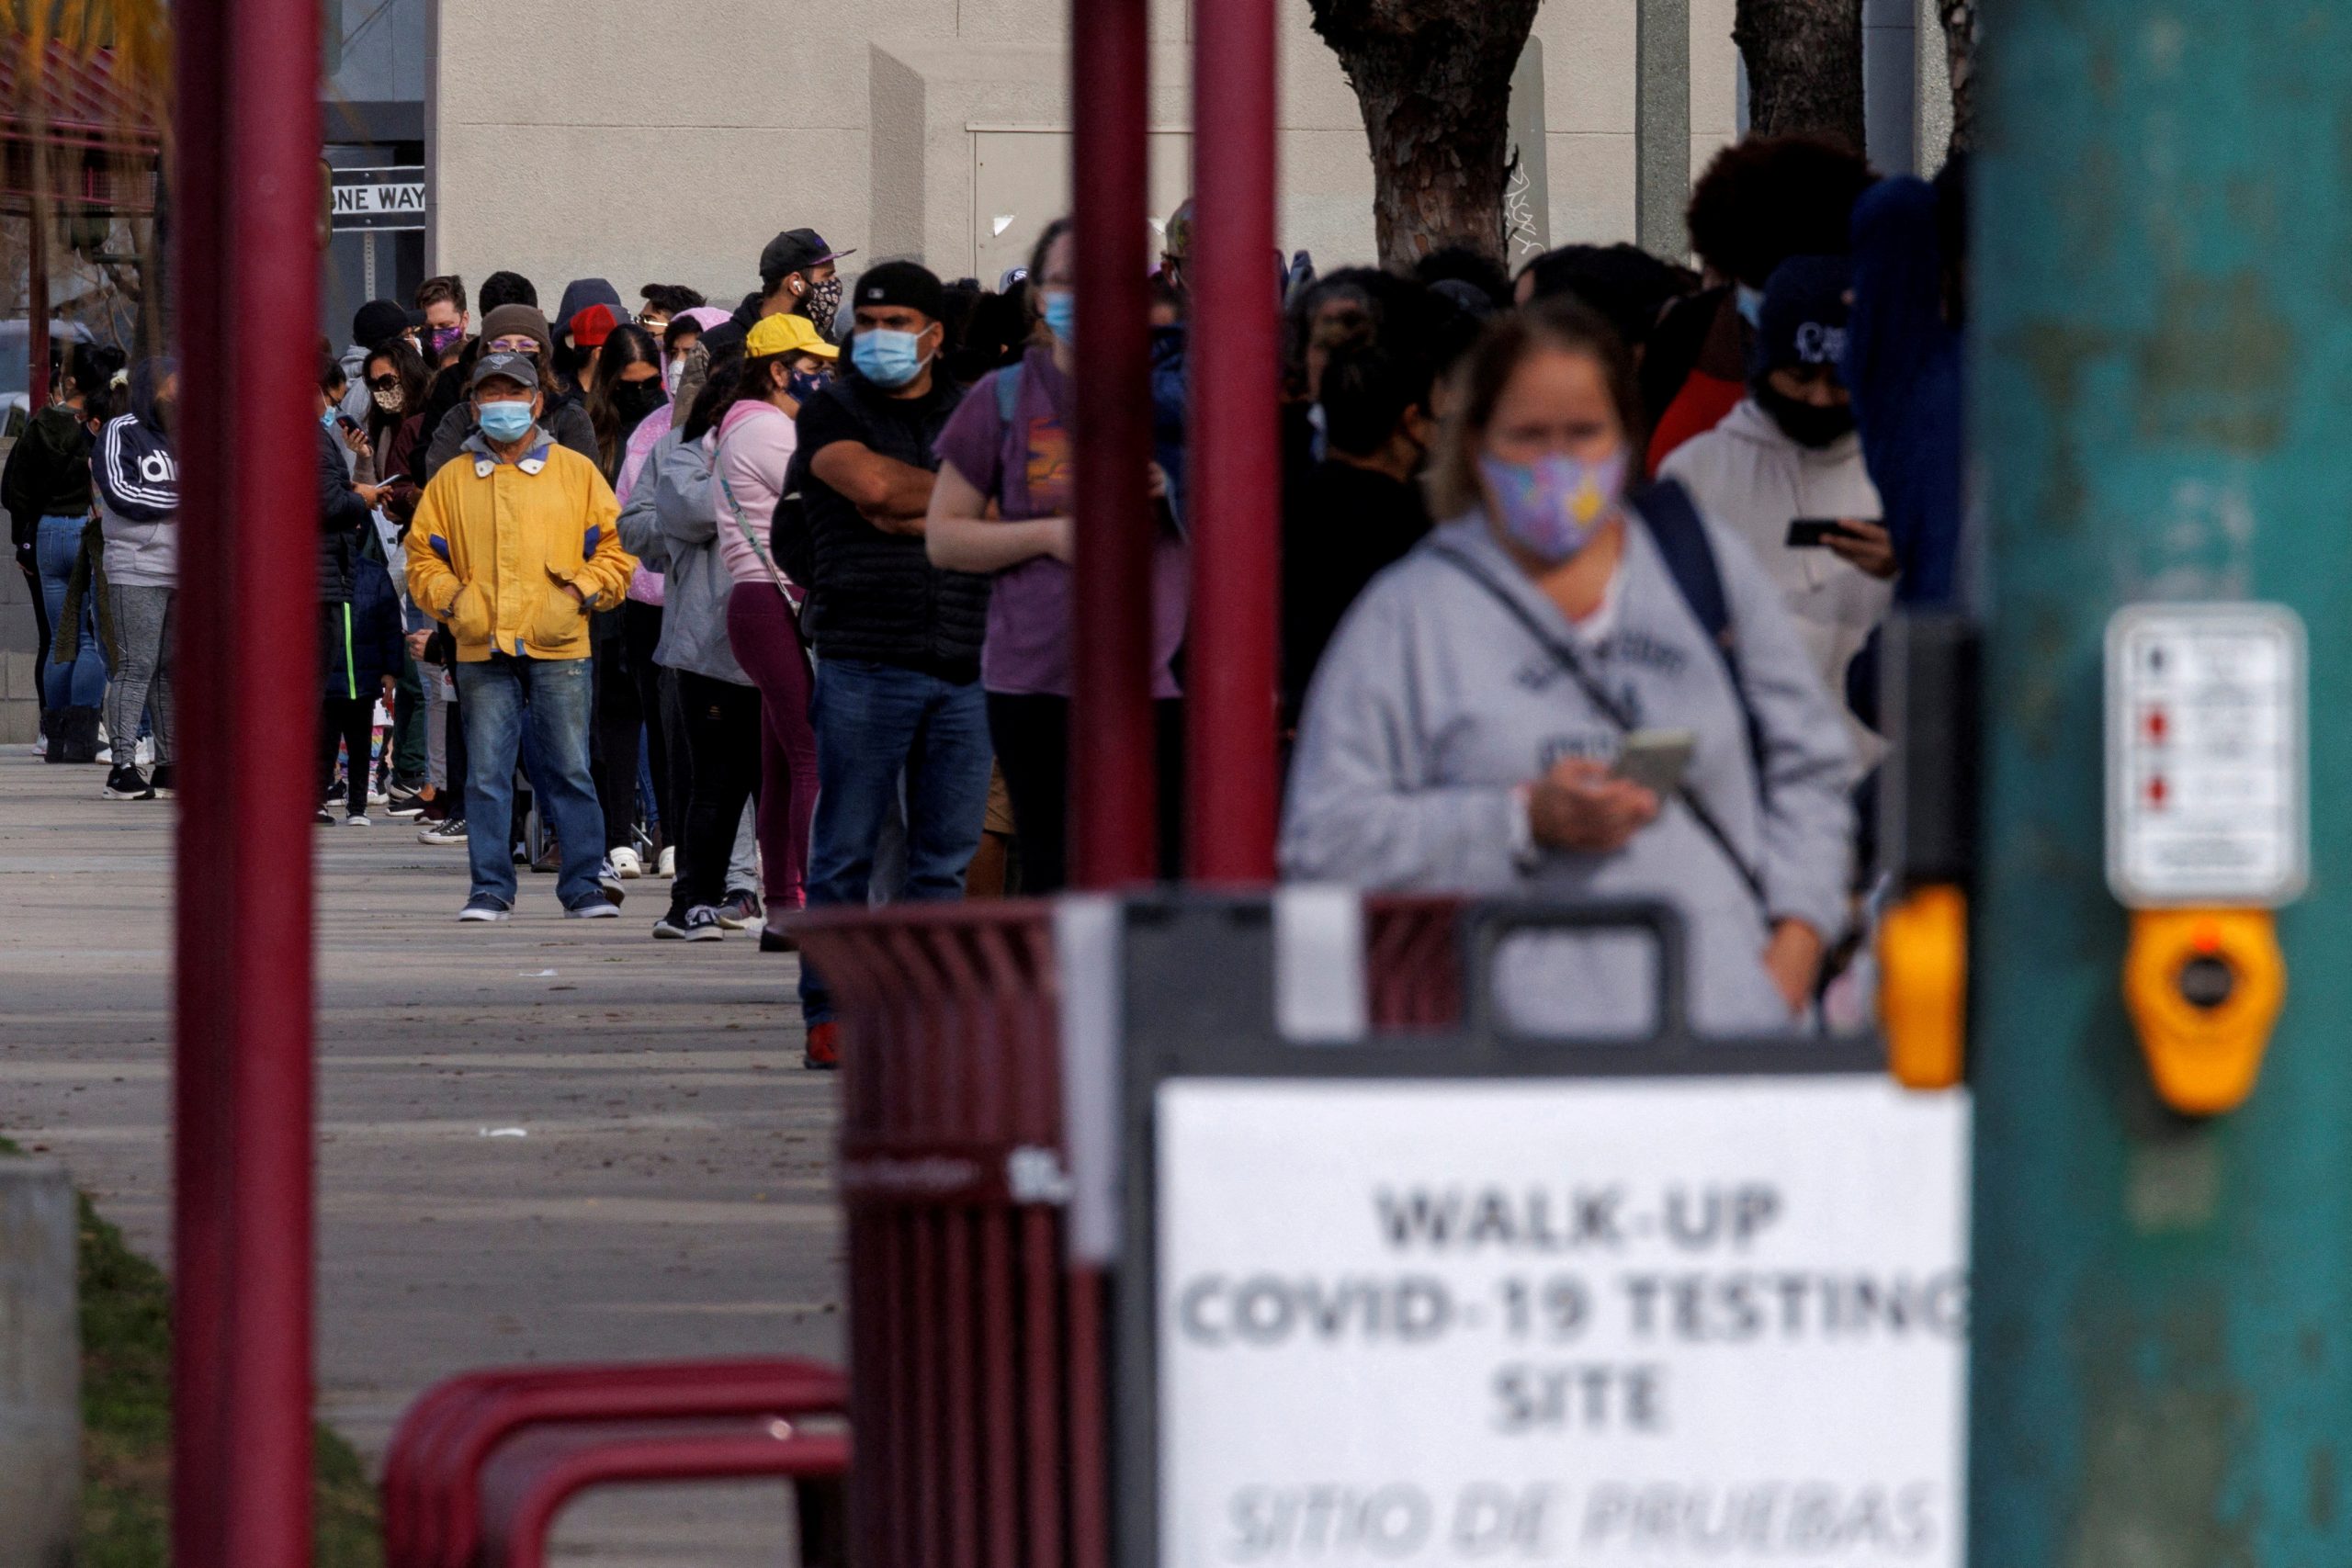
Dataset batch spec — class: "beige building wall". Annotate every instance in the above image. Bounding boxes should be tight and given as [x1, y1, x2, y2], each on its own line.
[427, 0, 1742, 305]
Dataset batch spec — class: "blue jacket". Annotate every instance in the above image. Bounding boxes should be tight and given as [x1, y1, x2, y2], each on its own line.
[1842, 177, 1963, 610]
[326, 552, 405, 700]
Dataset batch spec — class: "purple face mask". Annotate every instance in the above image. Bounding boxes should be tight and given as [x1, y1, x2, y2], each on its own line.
[428, 324, 465, 356]
[1478, 449, 1628, 564]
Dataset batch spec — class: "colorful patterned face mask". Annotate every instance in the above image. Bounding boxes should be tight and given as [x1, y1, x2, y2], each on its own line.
[1477, 449, 1628, 564]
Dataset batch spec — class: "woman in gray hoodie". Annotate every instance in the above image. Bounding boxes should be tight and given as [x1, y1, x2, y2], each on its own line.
[93, 356, 180, 800]
[1281, 300, 1856, 1036]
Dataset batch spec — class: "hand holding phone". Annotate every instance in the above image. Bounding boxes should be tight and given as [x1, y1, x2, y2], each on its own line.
[1786, 518, 1852, 548]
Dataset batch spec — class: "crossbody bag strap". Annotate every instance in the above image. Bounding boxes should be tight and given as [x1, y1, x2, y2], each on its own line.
[1429, 544, 1770, 911]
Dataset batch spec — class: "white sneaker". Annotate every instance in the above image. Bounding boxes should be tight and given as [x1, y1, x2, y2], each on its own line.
[345, 814, 372, 827]
[656, 846, 675, 878]
[610, 845, 643, 880]
[134, 736, 153, 766]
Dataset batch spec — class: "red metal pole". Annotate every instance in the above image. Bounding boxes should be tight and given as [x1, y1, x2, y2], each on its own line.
[1184, 0, 1282, 882]
[171, 0, 321, 1558]
[1069, 0, 1159, 890]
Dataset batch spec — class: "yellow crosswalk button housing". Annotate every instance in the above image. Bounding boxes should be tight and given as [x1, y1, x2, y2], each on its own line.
[2122, 908, 2285, 1116]
[1879, 885, 1967, 1090]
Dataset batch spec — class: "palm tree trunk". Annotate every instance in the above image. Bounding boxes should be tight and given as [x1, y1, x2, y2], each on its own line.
[1733, 0, 1866, 150]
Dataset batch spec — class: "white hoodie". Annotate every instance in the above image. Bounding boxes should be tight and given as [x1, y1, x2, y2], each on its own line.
[1659, 398, 1893, 716]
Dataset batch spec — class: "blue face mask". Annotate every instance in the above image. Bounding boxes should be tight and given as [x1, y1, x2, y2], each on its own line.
[1736, 285, 1765, 329]
[853, 328, 930, 389]
[786, 367, 830, 404]
[1041, 289, 1076, 345]
[477, 400, 536, 444]
[320, 408, 338, 431]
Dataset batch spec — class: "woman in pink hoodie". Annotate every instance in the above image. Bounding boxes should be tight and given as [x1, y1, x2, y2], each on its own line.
[703, 313, 836, 944]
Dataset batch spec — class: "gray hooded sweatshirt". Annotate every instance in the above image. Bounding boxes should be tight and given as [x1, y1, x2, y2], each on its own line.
[1280, 508, 1856, 1036]
[619, 425, 748, 686]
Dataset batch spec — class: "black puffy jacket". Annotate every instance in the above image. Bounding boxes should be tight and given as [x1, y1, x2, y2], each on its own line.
[317, 421, 368, 604]
[792, 372, 989, 683]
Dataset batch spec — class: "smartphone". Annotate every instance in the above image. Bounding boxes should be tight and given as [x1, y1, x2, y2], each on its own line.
[1786, 518, 1850, 547]
[1613, 729, 1697, 795]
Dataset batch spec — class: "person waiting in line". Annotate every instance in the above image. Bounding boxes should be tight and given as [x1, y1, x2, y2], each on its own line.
[6, 341, 123, 764]
[93, 357, 181, 802]
[618, 355, 766, 913]
[341, 298, 424, 427]
[314, 350, 380, 821]
[1282, 299, 1856, 1036]
[417, 274, 470, 370]
[786, 261, 987, 1069]
[1281, 333, 1438, 728]
[582, 321, 672, 879]
[702, 229, 854, 364]
[647, 314, 835, 943]
[1661, 254, 1895, 751]
[405, 350, 637, 922]
[928, 218, 1190, 894]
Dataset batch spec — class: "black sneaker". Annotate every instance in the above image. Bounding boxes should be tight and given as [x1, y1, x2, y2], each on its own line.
[457, 893, 513, 923]
[316, 807, 335, 825]
[654, 904, 725, 942]
[384, 784, 427, 818]
[419, 816, 467, 846]
[102, 764, 154, 800]
[596, 859, 628, 905]
[564, 893, 623, 919]
[148, 762, 175, 797]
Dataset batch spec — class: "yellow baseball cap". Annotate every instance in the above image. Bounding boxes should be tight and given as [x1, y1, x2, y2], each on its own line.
[745, 313, 840, 360]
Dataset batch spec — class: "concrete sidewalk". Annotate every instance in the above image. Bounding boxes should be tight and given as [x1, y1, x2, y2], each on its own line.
[0, 749, 842, 1562]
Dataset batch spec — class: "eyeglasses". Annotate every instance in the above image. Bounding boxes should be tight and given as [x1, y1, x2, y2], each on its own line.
[367, 375, 400, 392]
[485, 336, 538, 355]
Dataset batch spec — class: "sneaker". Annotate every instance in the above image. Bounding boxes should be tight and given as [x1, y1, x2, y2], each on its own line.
[715, 888, 763, 931]
[596, 860, 628, 904]
[564, 894, 623, 919]
[457, 894, 513, 923]
[315, 807, 334, 825]
[147, 762, 176, 798]
[419, 817, 468, 846]
[385, 785, 427, 818]
[102, 765, 154, 801]
[345, 813, 372, 827]
[657, 904, 725, 942]
[418, 787, 451, 822]
[656, 845, 676, 878]
[609, 845, 643, 880]
[93, 745, 112, 765]
[803, 1021, 841, 1071]
[133, 736, 153, 767]
[759, 927, 798, 953]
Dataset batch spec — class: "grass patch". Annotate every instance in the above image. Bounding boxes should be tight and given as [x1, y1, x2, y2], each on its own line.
[1, 1137, 380, 1565]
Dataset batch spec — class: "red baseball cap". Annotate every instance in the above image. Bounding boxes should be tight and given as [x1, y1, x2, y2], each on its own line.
[570, 303, 618, 349]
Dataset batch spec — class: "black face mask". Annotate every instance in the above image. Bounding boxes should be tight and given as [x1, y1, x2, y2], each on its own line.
[612, 379, 667, 428]
[1755, 380, 1856, 449]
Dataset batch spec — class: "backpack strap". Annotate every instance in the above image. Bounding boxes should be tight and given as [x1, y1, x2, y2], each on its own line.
[1630, 477, 1767, 782]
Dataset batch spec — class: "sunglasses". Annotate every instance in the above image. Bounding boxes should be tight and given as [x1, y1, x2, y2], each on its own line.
[367, 375, 400, 392]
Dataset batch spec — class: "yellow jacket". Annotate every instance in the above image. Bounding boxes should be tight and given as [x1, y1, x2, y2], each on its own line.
[407, 432, 635, 662]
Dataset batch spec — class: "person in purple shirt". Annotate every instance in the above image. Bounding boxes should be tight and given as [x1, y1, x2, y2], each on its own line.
[927, 217, 1191, 892]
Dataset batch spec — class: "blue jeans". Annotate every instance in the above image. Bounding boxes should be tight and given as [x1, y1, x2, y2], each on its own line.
[454, 655, 605, 908]
[797, 659, 992, 1025]
[35, 515, 107, 709]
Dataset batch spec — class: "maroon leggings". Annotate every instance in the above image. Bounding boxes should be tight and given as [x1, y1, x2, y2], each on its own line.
[724, 582, 819, 910]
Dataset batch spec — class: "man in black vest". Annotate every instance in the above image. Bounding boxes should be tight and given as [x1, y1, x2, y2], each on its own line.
[792, 261, 988, 1068]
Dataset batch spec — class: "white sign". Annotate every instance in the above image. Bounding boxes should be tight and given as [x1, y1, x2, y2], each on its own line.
[1156, 1077, 1970, 1568]
[2106, 603, 2307, 908]
[333, 181, 425, 218]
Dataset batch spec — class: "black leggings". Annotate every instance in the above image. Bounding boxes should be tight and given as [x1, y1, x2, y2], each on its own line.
[985, 694, 1184, 895]
[317, 696, 376, 815]
[590, 615, 642, 852]
[623, 601, 677, 839]
[671, 671, 763, 914]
